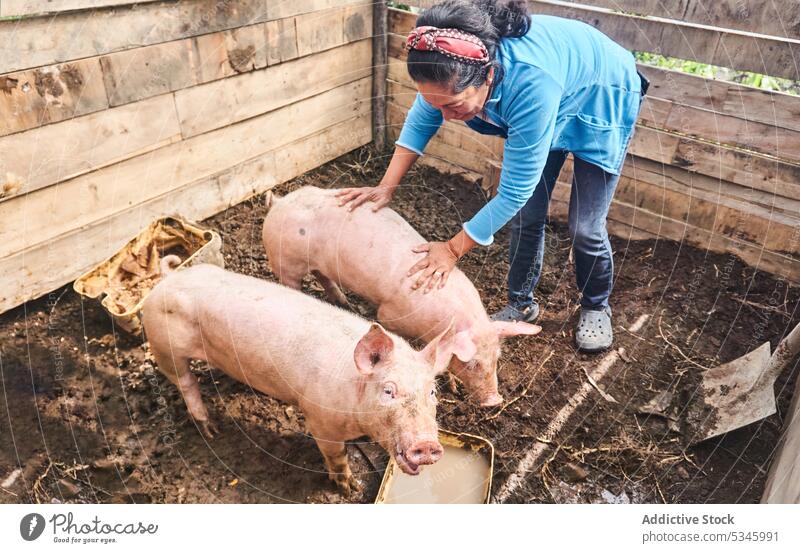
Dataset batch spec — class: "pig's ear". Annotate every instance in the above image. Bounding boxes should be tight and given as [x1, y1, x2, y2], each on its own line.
[354, 323, 395, 376]
[493, 321, 542, 338]
[422, 321, 478, 374]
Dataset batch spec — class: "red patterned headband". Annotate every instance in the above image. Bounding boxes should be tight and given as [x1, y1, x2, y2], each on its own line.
[405, 25, 490, 65]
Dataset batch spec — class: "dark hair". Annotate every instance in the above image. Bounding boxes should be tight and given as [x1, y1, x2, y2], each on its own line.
[407, 0, 529, 92]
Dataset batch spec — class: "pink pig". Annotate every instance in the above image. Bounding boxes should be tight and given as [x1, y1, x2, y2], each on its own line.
[262, 186, 541, 407]
[141, 259, 458, 494]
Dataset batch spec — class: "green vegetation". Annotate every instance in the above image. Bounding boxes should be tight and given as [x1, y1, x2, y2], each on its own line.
[634, 51, 799, 96]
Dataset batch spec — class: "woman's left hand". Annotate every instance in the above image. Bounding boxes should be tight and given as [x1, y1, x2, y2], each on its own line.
[407, 241, 459, 293]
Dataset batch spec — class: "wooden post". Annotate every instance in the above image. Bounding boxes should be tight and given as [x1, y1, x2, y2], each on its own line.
[372, 0, 389, 151]
[761, 323, 800, 503]
[482, 159, 502, 199]
[762, 370, 800, 503]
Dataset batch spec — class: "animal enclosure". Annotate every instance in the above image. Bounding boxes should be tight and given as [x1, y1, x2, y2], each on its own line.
[0, 0, 375, 314]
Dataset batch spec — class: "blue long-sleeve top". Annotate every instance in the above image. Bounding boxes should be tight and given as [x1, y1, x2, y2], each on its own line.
[396, 15, 643, 245]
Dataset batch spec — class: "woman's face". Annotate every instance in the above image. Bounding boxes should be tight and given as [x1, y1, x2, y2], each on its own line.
[416, 73, 493, 121]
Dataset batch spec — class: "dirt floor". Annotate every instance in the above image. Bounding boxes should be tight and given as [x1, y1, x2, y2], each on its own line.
[2, 145, 799, 504]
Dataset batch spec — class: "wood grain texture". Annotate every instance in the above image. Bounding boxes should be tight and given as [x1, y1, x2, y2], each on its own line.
[99, 22, 270, 107]
[266, 0, 370, 20]
[526, 0, 800, 80]
[390, 24, 800, 134]
[0, 93, 182, 199]
[0, 57, 108, 137]
[554, 1, 800, 40]
[762, 367, 800, 503]
[550, 185, 800, 283]
[0, 77, 372, 258]
[0, 0, 160, 17]
[387, 43, 800, 201]
[0, 113, 371, 315]
[372, 0, 388, 149]
[0, 0, 268, 74]
[174, 38, 371, 138]
[389, 5, 800, 80]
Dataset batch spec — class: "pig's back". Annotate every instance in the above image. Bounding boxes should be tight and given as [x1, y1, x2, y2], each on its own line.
[265, 187, 449, 296]
[264, 187, 488, 338]
[145, 264, 378, 401]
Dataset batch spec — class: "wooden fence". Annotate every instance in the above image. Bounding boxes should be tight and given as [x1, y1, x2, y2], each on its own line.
[0, 0, 376, 314]
[386, 0, 800, 283]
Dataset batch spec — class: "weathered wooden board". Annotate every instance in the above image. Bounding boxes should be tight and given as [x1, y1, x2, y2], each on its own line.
[265, 16, 300, 65]
[637, 64, 800, 134]
[266, 0, 370, 20]
[555, 1, 800, 40]
[0, 0, 160, 17]
[0, 93, 182, 199]
[0, 0, 268, 74]
[0, 57, 108, 138]
[99, 22, 269, 107]
[612, 170, 800, 256]
[2, 3, 367, 138]
[388, 105, 494, 174]
[295, 6, 345, 56]
[627, 126, 800, 202]
[295, 2, 372, 55]
[175, 38, 371, 137]
[549, 187, 800, 283]
[100, 38, 199, 107]
[762, 368, 800, 503]
[0, 112, 371, 315]
[387, 81, 503, 158]
[389, 6, 800, 80]
[193, 23, 268, 82]
[622, 151, 800, 217]
[640, 97, 800, 164]
[0, 77, 372, 258]
[527, 1, 800, 81]
[389, 13, 800, 136]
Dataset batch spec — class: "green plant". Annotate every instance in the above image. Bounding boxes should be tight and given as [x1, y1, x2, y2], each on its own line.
[634, 51, 799, 96]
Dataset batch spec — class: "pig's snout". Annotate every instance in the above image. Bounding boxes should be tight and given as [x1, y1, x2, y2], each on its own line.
[406, 441, 443, 466]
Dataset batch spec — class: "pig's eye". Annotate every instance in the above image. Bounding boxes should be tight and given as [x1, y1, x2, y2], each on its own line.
[430, 389, 436, 398]
[383, 383, 397, 399]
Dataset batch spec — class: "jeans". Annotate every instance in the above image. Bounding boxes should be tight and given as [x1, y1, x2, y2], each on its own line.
[506, 75, 647, 312]
[506, 152, 621, 311]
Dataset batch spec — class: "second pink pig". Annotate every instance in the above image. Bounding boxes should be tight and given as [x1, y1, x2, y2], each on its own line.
[263, 186, 541, 407]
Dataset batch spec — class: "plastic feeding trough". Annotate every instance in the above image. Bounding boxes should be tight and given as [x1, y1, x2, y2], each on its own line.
[73, 216, 223, 335]
[375, 430, 494, 504]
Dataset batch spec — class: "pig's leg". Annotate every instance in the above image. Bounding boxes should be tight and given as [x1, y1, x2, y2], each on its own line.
[307, 425, 361, 495]
[274, 263, 305, 291]
[151, 348, 218, 439]
[310, 270, 350, 308]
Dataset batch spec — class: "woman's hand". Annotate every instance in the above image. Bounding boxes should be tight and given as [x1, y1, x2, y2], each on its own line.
[336, 184, 396, 212]
[407, 242, 459, 293]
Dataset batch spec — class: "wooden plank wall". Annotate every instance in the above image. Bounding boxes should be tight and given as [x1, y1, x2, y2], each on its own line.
[386, 2, 800, 282]
[0, 0, 375, 314]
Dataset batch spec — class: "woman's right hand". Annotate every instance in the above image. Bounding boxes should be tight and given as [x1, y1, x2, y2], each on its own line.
[336, 184, 396, 212]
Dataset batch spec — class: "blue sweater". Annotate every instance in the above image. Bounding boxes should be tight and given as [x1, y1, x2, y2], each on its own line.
[396, 15, 643, 245]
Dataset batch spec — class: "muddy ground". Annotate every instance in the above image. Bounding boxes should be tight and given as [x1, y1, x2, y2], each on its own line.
[1, 146, 799, 504]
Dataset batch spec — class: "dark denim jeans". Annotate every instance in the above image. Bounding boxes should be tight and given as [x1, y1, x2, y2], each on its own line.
[506, 151, 621, 311]
[505, 75, 647, 312]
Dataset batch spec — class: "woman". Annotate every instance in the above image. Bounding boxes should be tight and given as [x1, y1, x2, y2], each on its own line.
[337, 0, 647, 352]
